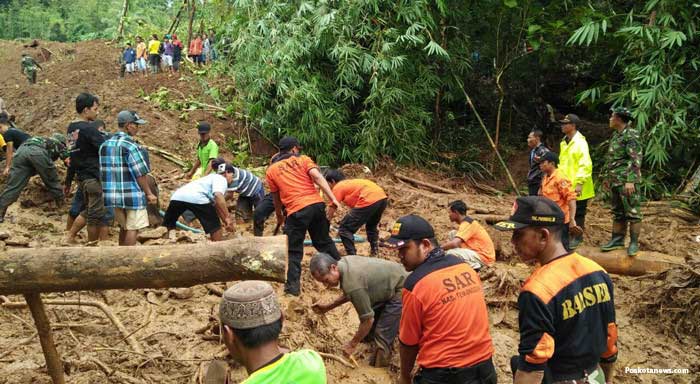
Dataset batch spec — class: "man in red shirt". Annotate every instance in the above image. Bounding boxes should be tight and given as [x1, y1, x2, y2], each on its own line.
[324, 169, 388, 256]
[266, 136, 341, 296]
[388, 214, 497, 384]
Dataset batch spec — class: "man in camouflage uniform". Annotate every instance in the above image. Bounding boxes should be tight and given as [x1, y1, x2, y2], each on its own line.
[20, 53, 42, 84]
[0, 133, 68, 222]
[600, 107, 643, 256]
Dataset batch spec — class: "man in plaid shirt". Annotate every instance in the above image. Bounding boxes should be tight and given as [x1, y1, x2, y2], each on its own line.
[100, 110, 157, 245]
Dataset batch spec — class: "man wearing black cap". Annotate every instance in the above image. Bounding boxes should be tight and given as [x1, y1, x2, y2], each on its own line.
[265, 136, 341, 296]
[100, 111, 157, 245]
[186, 121, 219, 180]
[558, 114, 594, 249]
[494, 196, 617, 384]
[538, 151, 579, 250]
[388, 214, 496, 384]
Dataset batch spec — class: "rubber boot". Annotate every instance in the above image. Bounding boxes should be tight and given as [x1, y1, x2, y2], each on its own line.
[627, 222, 641, 256]
[0, 206, 7, 223]
[600, 221, 626, 252]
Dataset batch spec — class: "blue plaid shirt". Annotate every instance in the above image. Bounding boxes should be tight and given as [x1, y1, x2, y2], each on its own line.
[99, 132, 150, 209]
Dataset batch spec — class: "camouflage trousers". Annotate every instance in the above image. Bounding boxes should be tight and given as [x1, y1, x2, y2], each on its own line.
[610, 185, 642, 222]
[24, 69, 37, 84]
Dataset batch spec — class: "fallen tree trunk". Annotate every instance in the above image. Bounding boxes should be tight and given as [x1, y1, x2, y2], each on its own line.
[395, 173, 457, 194]
[578, 246, 683, 276]
[0, 237, 287, 295]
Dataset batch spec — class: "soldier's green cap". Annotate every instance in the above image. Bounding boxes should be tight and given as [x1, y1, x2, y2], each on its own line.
[610, 107, 633, 120]
[51, 133, 67, 145]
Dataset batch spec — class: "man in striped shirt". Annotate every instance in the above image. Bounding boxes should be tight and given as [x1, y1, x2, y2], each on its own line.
[99, 110, 157, 246]
[212, 158, 265, 233]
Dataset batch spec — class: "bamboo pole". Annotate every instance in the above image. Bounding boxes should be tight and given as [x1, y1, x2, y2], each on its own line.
[453, 77, 521, 196]
[23, 293, 65, 384]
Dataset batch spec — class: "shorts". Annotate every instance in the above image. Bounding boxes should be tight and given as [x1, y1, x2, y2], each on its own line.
[125, 62, 135, 72]
[446, 230, 486, 270]
[114, 208, 149, 231]
[149, 55, 158, 67]
[163, 200, 221, 234]
[137, 57, 147, 70]
[162, 55, 173, 66]
[78, 178, 107, 226]
[70, 188, 115, 225]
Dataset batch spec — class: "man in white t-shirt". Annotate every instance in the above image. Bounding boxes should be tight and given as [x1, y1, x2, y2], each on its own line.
[163, 163, 235, 241]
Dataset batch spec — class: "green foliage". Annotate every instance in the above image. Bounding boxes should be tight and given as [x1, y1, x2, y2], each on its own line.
[569, 0, 700, 197]
[217, 0, 474, 166]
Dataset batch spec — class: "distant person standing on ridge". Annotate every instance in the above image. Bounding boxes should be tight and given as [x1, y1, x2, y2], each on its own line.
[122, 42, 136, 76]
[202, 33, 211, 64]
[189, 33, 203, 66]
[147, 34, 161, 74]
[558, 113, 594, 249]
[162, 35, 174, 73]
[135, 36, 148, 77]
[20, 53, 42, 84]
[171, 34, 183, 73]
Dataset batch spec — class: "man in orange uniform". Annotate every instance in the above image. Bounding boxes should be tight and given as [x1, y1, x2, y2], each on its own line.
[389, 215, 497, 384]
[324, 169, 388, 256]
[441, 200, 495, 271]
[538, 151, 578, 250]
[266, 136, 341, 296]
[494, 196, 617, 384]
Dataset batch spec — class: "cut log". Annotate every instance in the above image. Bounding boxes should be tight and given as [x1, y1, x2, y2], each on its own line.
[577, 246, 684, 276]
[0, 237, 287, 295]
[474, 215, 510, 225]
[395, 173, 456, 194]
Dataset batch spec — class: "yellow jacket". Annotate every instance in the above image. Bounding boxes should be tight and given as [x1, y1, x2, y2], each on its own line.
[559, 131, 595, 200]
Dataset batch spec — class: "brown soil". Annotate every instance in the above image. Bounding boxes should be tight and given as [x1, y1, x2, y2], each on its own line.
[1, 40, 699, 384]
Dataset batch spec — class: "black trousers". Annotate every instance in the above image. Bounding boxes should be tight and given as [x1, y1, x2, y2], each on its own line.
[252, 193, 276, 236]
[575, 199, 589, 230]
[284, 202, 340, 295]
[338, 198, 388, 255]
[414, 358, 497, 384]
[528, 180, 542, 196]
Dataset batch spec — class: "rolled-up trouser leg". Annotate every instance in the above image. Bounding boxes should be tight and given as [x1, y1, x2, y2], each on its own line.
[79, 178, 107, 226]
[373, 294, 402, 354]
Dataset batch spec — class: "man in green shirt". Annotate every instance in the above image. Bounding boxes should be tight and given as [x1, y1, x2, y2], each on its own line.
[186, 121, 219, 180]
[310, 252, 407, 367]
[20, 53, 42, 84]
[0, 134, 67, 222]
[217, 280, 327, 384]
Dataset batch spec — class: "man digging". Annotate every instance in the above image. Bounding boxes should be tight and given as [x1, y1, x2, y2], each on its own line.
[310, 252, 407, 367]
[0, 133, 68, 222]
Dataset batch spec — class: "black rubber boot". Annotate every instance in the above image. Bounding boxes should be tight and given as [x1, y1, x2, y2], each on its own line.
[0, 206, 7, 223]
[627, 221, 641, 256]
[601, 220, 626, 252]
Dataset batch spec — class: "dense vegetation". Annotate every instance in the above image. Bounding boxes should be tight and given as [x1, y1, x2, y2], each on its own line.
[1, 0, 698, 198]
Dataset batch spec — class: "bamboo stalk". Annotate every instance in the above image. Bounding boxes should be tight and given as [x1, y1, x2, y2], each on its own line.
[453, 77, 520, 196]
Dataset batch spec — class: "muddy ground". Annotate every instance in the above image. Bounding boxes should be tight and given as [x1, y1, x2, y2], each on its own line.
[0, 40, 699, 384]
